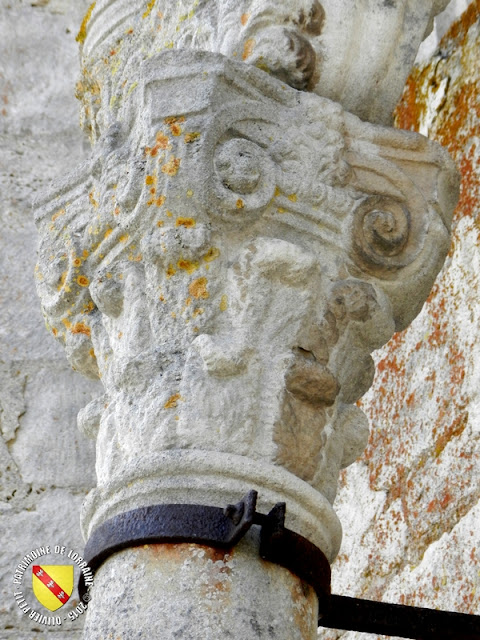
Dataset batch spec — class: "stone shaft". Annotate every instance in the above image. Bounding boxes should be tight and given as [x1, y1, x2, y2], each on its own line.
[83, 537, 319, 640]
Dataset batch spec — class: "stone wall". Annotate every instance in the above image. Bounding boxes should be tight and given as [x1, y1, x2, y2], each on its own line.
[0, 1, 99, 638]
[320, 2, 480, 638]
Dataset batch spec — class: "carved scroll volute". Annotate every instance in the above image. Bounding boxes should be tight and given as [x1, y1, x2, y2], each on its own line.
[344, 115, 459, 331]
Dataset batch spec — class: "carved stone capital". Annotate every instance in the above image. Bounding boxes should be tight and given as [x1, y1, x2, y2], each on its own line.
[35, 4, 458, 565]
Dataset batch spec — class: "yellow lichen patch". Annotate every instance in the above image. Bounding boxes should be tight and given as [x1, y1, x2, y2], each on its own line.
[203, 247, 220, 263]
[166, 210, 173, 217]
[242, 38, 255, 61]
[150, 187, 156, 195]
[277, 207, 286, 214]
[104, 228, 113, 239]
[156, 195, 166, 207]
[76, 2, 96, 44]
[89, 191, 99, 208]
[157, 220, 164, 227]
[186, 189, 194, 197]
[142, 0, 156, 19]
[192, 308, 204, 318]
[171, 311, 176, 319]
[62, 318, 72, 330]
[220, 294, 228, 312]
[51, 208, 65, 222]
[185, 297, 192, 306]
[189, 277, 209, 299]
[119, 234, 129, 243]
[71, 322, 91, 337]
[145, 174, 156, 185]
[162, 157, 181, 176]
[274, 186, 281, 197]
[241, 13, 249, 25]
[176, 217, 195, 228]
[184, 131, 201, 143]
[177, 259, 199, 274]
[164, 393, 182, 409]
[127, 81, 138, 96]
[72, 257, 82, 268]
[52, 327, 58, 337]
[236, 198, 244, 209]
[166, 263, 176, 278]
[83, 249, 90, 258]
[83, 300, 95, 314]
[77, 275, 90, 287]
[89, 348, 96, 358]
[288, 193, 297, 202]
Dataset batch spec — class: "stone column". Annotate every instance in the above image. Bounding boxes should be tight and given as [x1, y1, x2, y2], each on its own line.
[34, 1, 458, 638]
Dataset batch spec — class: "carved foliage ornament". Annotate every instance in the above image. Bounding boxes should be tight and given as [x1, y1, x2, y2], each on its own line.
[35, 49, 457, 539]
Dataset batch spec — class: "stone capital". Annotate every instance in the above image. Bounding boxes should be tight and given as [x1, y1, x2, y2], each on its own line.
[35, 3, 458, 571]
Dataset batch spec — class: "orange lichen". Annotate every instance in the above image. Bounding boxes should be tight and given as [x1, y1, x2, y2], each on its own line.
[189, 277, 209, 299]
[162, 157, 181, 176]
[169, 123, 182, 136]
[184, 132, 201, 143]
[177, 259, 198, 274]
[242, 38, 255, 60]
[175, 217, 195, 228]
[51, 208, 65, 222]
[71, 322, 91, 337]
[166, 263, 176, 278]
[203, 247, 220, 263]
[241, 13, 249, 25]
[142, 0, 156, 19]
[77, 275, 90, 287]
[89, 191, 99, 208]
[76, 2, 96, 44]
[164, 116, 185, 125]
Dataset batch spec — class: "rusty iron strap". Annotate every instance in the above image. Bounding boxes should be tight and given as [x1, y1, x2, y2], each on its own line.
[318, 594, 480, 639]
[78, 490, 331, 606]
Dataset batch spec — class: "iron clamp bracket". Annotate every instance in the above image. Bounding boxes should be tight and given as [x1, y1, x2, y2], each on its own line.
[78, 489, 331, 610]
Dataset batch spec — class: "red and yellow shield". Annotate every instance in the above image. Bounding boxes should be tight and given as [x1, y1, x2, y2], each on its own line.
[32, 565, 74, 611]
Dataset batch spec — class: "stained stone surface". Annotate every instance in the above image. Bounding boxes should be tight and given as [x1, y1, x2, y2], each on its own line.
[320, 3, 480, 638]
[83, 535, 319, 640]
[0, 1, 98, 637]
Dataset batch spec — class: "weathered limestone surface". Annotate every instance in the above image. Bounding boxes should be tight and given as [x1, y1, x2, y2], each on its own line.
[320, 3, 480, 638]
[0, 1, 98, 638]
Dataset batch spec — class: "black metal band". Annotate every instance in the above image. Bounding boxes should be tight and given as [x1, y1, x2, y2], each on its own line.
[320, 594, 480, 640]
[79, 491, 480, 639]
[79, 490, 331, 610]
